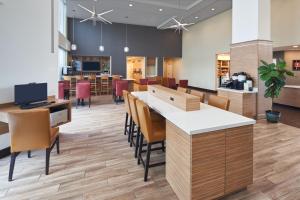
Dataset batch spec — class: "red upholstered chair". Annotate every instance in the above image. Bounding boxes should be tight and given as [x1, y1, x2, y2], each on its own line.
[115, 80, 129, 104]
[179, 80, 188, 88]
[76, 81, 91, 108]
[112, 78, 121, 99]
[147, 80, 158, 85]
[58, 80, 70, 99]
[139, 79, 148, 85]
[58, 82, 64, 100]
[167, 78, 177, 89]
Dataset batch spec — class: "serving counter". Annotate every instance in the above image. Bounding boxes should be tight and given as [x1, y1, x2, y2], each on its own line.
[132, 87, 256, 200]
[217, 87, 258, 118]
[274, 85, 300, 108]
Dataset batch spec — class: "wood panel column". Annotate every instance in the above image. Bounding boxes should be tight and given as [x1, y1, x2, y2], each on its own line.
[230, 0, 272, 119]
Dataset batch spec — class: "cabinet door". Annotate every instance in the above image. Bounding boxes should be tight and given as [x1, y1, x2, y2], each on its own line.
[192, 131, 225, 200]
[225, 125, 253, 194]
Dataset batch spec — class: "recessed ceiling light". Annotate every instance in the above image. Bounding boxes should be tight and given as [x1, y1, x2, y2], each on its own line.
[129, 3, 133, 7]
[195, 16, 199, 19]
[211, 8, 215, 11]
[293, 45, 299, 48]
[159, 8, 163, 12]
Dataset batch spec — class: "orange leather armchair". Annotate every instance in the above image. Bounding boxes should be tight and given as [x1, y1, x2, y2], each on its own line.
[7, 109, 60, 181]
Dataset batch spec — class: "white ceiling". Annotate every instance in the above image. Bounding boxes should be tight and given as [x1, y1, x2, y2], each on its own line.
[67, 0, 232, 27]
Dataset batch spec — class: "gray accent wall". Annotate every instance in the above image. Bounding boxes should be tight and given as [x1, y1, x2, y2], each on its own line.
[68, 18, 182, 77]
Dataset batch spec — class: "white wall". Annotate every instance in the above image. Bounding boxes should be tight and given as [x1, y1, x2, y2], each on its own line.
[181, 10, 232, 90]
[271, 0, 300, 47]
[232, 0, 271, 44]
[0, 0, 59, 104]
[181, 0, 300, 90]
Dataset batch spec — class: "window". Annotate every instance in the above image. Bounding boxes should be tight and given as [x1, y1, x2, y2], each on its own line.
[58, 48, 67, 79]
[58, 0, 67, 36]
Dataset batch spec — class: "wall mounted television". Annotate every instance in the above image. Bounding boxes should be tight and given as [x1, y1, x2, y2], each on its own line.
[14, 83, 48, 105]
[82, 61, 100, 71]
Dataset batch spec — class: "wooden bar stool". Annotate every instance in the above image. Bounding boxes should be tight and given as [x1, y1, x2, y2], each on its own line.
[208, 95, 230, 111]
[123, 90, 133, 140]
[101, 75, 109, 95]
[88, 74, 97, 96]
[128, 94, 165, 158]
[177, 87, 187, 93]
[189, 89, 205, 103]
[136, 99, 166, 181]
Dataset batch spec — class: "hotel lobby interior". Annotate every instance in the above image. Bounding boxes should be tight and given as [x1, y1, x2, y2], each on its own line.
[0, 0, 300, 199]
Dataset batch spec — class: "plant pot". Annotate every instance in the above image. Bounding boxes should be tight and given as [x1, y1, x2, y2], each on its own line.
[266, 110, 281, 123]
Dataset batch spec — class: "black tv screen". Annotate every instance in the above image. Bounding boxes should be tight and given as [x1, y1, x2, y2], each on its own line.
[82, 62, 100, 71]
[14, 83, 48, 105]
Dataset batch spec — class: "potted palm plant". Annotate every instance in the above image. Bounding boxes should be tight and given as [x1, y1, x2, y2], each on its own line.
[258, 60, 294, 123]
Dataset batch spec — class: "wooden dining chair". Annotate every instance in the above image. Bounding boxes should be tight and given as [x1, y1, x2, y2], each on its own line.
[136, 99, 166, 181]
[88, 74, 97, 96]
[7, 109, 60, 181]
[101, 75, 109, 95]
[208, 95, 230, 111]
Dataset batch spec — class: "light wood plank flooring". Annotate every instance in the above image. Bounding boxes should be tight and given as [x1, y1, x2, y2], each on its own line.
[1, 96, 300, 200]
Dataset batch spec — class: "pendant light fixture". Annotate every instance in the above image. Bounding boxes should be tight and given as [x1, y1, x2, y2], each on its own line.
[124, 24, 129, 53]
[71, 15, 77, 51]
[99, 23, 105, 52]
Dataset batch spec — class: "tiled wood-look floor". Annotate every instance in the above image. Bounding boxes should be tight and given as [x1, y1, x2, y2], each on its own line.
[1, 96, 300, 200]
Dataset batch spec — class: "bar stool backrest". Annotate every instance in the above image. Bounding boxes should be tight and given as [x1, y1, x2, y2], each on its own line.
[128, 94, 140, 127]
[208, 95, 230, 111]
[136, 99, 152, 142]
[190, 90, 205, 103]
[177, 87, 187, 93]
[123, 90, 131, 116]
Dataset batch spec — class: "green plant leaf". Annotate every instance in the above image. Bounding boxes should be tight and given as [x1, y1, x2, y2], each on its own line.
[286, 70, 294, 76]
[277, 60, 286, 70]
[260, 60, 269, 66]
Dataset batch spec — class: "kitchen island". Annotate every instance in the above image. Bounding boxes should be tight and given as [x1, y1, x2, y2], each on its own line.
[132, 89, 256, 200]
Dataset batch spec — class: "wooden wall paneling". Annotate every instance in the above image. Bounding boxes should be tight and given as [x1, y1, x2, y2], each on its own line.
[225, 125, 253, 194]
[274, 87, 300, 108]
[191, 131, 226, 200]
[243, 93, 257, 118]
[166, 121, 192, 200]
[218, 90, 257, 118]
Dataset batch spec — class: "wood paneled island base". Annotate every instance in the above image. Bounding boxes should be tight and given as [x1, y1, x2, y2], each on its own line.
[166, 121, 253, 200]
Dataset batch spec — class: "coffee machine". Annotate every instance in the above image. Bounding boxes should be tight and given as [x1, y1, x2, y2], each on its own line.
[229, 72, 247, 90]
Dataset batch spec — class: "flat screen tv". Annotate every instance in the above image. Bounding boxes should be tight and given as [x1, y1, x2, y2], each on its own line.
[14, 83, 48, 105]
[82, 62, 100, 71]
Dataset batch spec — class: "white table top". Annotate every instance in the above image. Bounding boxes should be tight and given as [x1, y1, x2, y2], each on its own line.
[217, 87, 258, 94]
[284, 85, 300, 89]
[132, 91, 256, 135]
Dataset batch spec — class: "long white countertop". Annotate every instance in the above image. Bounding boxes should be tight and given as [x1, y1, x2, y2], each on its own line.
[217, 87, 258, 94]
[132, 91, 256, 135]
